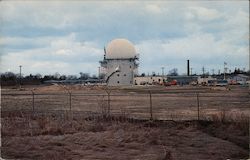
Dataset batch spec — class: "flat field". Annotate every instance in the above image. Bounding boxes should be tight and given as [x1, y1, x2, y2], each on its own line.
[1, 84, 249, 159]
[2, 84, 250, 120]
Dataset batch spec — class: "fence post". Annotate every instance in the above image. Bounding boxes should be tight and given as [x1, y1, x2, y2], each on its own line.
[149, 90, 153, 120]
[107, 92, 110, 115]
[196, 93, 200, 121]
[31, 90, 35, 114]
[64, 88, 72, 112]
[249, 115, 250, 159]
[105, 88, 111, 116]
[69, 92, 72, 111]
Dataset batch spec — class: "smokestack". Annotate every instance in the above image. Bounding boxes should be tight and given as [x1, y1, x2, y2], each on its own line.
[187, 60, 190, 76]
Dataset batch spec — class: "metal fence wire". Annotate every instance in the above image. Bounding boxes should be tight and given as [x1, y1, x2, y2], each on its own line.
[1, 91, 250, 121]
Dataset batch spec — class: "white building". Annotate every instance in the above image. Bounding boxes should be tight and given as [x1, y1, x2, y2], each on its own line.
[231, 74, 250, 85]
[197, 76, 217, 85]
[134, 76, 167, 85]
[100, 39, 139, 86]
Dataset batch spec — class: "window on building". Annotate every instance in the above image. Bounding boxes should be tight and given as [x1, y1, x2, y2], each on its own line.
[117, 81, 120, 84]
[117, 74, 119, 77]
[124, 74, 126, 76]
[130, 66, 132, 68]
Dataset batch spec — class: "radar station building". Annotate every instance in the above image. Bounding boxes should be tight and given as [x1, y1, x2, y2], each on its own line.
[100, 39, 139, 86]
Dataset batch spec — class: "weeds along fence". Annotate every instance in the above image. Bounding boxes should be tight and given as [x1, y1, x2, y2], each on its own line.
[1, 91, 250, 121]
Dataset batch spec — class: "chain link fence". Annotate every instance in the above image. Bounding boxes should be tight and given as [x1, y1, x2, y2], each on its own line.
[2, 88, 250, 121]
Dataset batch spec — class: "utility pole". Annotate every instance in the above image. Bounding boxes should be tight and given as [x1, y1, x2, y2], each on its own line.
[161, 67, 165, 76]
[161, 67, 165, 84]
[98, 66, 101, 80]
[224, 62, 227, 80]
[202, 66, 205, 76]
[19, 65, 22, 89]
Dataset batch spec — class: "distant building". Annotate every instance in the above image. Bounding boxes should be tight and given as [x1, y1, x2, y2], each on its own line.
[134, 76, 167, 85]
[231, 74, 250, 85]
[134, 75, 198, 86]
[167, 75, 198, 85]
[100, 39, 139, 86]
[197, 76, 217, 86]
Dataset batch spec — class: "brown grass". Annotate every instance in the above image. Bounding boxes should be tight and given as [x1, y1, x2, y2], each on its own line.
[1, 110, 249, 160]
[199, 111, 249, 150]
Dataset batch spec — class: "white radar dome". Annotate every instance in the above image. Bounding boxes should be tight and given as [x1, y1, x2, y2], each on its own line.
[106, 39, 136, 59]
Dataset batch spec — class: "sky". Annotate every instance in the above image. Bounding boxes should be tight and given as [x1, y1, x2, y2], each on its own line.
[0, 0, 249, 76]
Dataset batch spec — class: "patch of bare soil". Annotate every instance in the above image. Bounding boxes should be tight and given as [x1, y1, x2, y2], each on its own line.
[1, 112, 248, 160]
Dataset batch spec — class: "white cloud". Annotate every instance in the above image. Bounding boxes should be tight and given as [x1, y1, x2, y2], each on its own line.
[54, 49, 73, 56]
[136, 32, 248, 74]
[0, 1, 249, 75]
[188, 6, 222, 21]
[0, 33, 103, 75]
[0, 1, 81, 29]
[145, 4, 163, 14]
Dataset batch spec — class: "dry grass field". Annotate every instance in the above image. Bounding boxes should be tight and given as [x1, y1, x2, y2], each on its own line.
[2, 84, 250, 120]
[1, 84, 250, 159]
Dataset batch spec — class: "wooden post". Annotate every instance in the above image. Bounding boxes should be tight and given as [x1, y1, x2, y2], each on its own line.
[197, 93, 200, 121]
[149, 91, 153, 120]
[249, 115, 250, 158]
[69, 92, 72, 111]
[107, 92, 110, 115]
[104, 88, 111, 116]
[31, 90, 35, 114]
[32, 93, 34, 113]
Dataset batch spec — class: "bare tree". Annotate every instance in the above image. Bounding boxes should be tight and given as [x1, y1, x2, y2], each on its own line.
[168, 68, 178, 76]
[79, 72, 89, 80]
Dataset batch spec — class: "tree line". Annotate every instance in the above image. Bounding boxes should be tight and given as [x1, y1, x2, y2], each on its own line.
[0, 72, 103, 86]
[1, 68, 249, 86]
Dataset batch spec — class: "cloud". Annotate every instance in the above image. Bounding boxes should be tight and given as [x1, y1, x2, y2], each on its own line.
[0, 1, 249, 75]
[0, 33, 103, 75]
[145, 4, 164, 14]
[136, 32, 249, 74]
[188, 6, 222, 21]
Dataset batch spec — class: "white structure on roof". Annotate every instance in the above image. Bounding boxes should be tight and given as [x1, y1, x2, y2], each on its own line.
[106, 39, 136, 59]
[100, 39, 139, 86]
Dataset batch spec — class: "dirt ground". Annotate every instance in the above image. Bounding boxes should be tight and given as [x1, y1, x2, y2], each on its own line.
[1, 84, 250, 159]
[1, 111, 249, 160]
